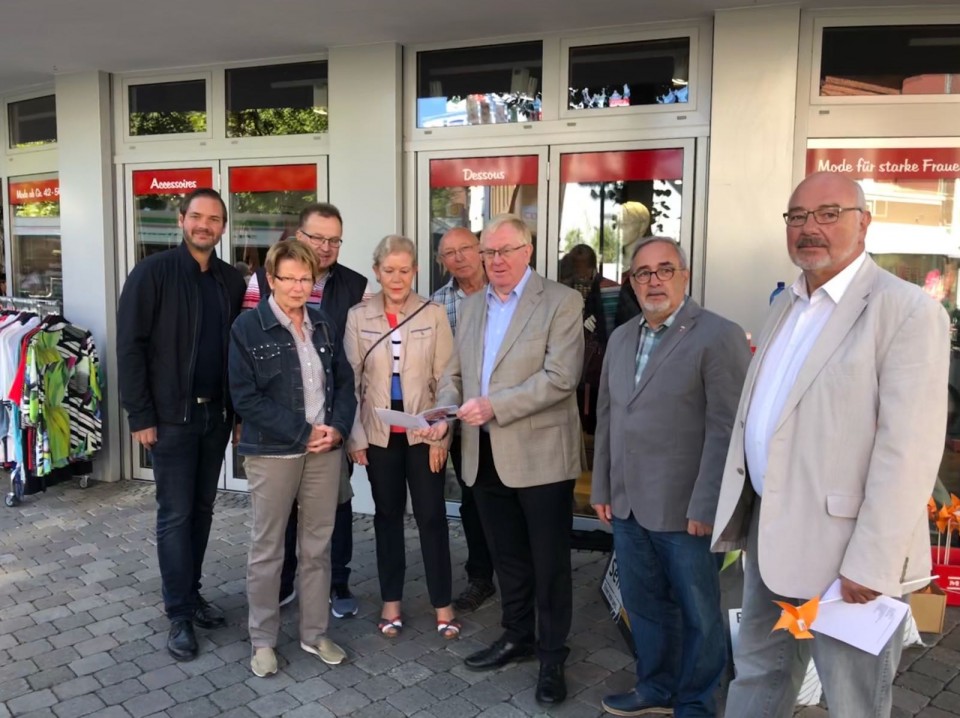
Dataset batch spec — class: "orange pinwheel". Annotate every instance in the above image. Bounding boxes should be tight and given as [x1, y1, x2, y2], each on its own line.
[937, 505, 952, 534]
[930, 498, 940, 523]
[772, 596, 819, 640]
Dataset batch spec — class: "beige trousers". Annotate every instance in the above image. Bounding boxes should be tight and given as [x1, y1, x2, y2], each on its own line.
[245, 450, 342, 647]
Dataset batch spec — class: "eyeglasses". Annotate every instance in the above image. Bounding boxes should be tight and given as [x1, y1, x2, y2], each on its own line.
[439, 245, 479, 260]
[783, 206, 863, 227]
[272, 276, 314, 288]
[630, 266, 678, 284]
[298, 229, 343, 247]
[479, 244, 528, 261]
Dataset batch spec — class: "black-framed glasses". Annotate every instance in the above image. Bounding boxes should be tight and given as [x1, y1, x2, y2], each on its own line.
[298, 229, 343, 247]
[479, 244, 528, 261]
[783, 206, 862, 227]
[439, 245, 479, 260]
[630, 266, 678, 284]
[271, 275, 314, 287]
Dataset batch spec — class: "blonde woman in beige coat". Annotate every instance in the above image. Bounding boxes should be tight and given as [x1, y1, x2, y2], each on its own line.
[344, 235, 459, 639]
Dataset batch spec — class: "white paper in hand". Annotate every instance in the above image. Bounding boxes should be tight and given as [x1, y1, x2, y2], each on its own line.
[374, 406, 459, 430]
[811, 579, 910, 655]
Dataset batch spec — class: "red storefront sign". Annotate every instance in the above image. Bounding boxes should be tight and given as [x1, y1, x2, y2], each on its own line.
[229, 164, 317, 193]
[561, 149, 684, 183]
[9, 179, 59, 204]
[806, 148, 960, 180]
[430, 156, 539, 188]
[133, 168, 214, 195]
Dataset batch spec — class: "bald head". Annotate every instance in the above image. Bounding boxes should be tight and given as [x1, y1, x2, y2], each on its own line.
[438, 226, 485, 291]
[789, 172, 865, 211]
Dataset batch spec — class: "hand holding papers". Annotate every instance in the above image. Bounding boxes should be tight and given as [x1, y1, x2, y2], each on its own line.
[375, 406, 458, 431]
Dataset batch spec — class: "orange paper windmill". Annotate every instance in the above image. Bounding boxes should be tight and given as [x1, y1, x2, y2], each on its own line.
[772, 596, 819, 640]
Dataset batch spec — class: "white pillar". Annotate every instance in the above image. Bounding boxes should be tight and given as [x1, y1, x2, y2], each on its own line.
[704, 7, 801, 336]
[55, 71, 121, 482]
[328, 43, 403, 514]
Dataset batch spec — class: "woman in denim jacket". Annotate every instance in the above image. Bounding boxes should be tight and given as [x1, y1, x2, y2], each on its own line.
[229, 240, 356, 678]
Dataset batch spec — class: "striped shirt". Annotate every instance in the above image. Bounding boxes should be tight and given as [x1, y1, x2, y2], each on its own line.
[430, 278, 465, 336]
[634, 299, 685, 386]
[385, 313, 404, 433]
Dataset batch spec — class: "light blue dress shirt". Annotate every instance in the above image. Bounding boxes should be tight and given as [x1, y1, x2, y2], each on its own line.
[481, 267, 532, 397]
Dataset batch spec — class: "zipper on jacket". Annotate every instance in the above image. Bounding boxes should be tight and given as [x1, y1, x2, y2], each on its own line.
[184, 278, 202, 422]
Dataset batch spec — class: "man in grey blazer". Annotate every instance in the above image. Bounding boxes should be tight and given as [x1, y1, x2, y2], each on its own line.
[713, 172, 949, 717]
[591, 237, 750, 717]
[424, 214, 584, 706]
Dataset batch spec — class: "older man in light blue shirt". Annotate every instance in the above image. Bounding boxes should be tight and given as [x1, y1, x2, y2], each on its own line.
[480, 266, 532, 399]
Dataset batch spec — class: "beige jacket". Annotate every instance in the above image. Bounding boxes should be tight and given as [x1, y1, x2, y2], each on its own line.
[712, 258, 949, 598]
[344, 291, 453, 451]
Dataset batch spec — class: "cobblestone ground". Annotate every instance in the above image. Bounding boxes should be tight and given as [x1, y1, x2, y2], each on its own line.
[0, 479, 958, 718]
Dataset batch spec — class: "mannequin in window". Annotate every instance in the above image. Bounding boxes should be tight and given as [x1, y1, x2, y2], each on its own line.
[615, 201, 651, 327]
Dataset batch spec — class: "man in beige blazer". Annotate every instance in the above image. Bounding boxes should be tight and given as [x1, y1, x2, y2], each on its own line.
[425, 214, 584, 706]
[713, 172, 949, 717]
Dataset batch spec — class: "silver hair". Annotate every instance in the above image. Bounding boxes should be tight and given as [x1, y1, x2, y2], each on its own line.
[481, 214, 533, 246]
[372, 234, 417, 268]
[629, 236, 688, 270]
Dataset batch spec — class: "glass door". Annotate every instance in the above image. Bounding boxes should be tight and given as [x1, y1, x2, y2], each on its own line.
[546, 140, 696, 529]
[220, 158, 327, 492]
[120, 158, 327, 488]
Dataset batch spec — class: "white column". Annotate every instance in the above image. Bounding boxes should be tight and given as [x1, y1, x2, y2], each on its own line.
[328, 43, 403, 514]
[704, 7, 802, 336]
[55, 71, 121, 482]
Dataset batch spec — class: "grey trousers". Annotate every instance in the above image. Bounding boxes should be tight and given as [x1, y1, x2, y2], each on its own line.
[725, 502, 905, 718]
[245, 451, 342, 647]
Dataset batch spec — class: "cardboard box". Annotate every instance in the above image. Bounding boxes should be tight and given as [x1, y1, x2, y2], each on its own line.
[930, 547, 960, 606]
[910, 583, 947, 634]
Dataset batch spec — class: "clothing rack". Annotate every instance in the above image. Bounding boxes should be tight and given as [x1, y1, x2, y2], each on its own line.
[0, 296, 63, 316]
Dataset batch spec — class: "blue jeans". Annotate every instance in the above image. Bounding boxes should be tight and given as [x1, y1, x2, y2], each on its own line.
[612, 515, 726, 717]
[151, 402, 231, 621]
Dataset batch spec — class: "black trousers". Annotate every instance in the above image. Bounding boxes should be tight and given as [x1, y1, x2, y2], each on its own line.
[473, 431, 574, 667]
[367, 433, 452, 607]
[450, 433, 493, 583]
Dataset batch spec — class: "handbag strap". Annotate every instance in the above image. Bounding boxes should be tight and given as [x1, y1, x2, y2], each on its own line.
[358, 299, 433, 398]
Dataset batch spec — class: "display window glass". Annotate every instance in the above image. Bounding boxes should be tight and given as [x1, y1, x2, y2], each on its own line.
[9, 173, 61, 300]
[427, 155, 539, 294]
[417, 42, 542, 128]
[820, 25, 960, 97]
[130, 168, 215, 263]
[128, 79, 207, 136]
[225, 62, 328, 138]
[8, 95, 57, 149]
[567, 38, 690, 111]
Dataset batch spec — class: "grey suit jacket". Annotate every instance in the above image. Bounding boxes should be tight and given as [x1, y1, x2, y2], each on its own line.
[712, 258, 949, 598]
[591, 298, 751, 532]
[436, 271, 585, 488]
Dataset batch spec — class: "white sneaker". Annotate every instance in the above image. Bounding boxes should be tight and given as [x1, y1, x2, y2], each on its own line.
[301, 637, 346, 665]
[251, 647, 277, 677]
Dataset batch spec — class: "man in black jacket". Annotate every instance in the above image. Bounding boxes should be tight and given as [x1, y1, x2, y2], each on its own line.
[242, 202, 369, 617]
[117, 188, 246, 662]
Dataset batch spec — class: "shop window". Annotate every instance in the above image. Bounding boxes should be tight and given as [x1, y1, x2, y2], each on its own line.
[417, 41, 542, 128]
[226, 61, 328, 137]
[8, 173, 61, 300]
[8, 95, 57, 149]
[567, 38, 690, 110]
[820, 25, 960, 97]
[128, 79, 207, 136]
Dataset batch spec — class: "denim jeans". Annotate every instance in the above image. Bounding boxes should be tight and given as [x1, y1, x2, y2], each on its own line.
[151, 402, 231, 621]
[612, 515, 726, 717]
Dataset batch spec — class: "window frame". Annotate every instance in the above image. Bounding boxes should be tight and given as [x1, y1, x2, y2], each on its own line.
[4, 88, 58, 155]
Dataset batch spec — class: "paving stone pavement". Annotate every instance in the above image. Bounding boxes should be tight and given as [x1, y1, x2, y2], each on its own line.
[0, 479, 958, 718]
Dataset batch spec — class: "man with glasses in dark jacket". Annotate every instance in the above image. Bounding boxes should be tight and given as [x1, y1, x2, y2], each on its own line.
[117, 188, 246, 662]
[243, 202, 370, 617]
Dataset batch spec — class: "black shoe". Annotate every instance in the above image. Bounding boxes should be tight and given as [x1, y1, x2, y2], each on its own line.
[167, 620, 197, 662]
[453, 579, 495, 612]
[464, 637, 534, 671]
[193, 595, 225, 629]
[536, 663, 567, 705]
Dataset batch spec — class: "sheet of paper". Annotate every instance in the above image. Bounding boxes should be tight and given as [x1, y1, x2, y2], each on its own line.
[811, 580, 910, 655]
[374, 408, 430, 430]
[418, 405, 459, 424]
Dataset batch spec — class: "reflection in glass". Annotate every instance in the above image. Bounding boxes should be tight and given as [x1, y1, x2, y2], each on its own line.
[8, 95, 57, 148]
[133, 194, 187, 262]
[226, 62, 328, 138]
[417, 42, 542, 128]
[11, 173, 61, 300]
[568, 38, 690, 110]
[821, 25, 960, 97]
[129, 80, 207, 135]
